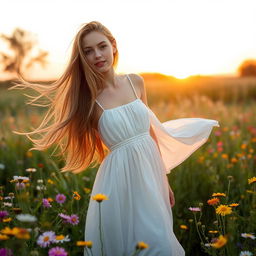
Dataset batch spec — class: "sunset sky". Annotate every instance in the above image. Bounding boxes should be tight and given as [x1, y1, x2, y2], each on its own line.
[0, 0, 256, 79]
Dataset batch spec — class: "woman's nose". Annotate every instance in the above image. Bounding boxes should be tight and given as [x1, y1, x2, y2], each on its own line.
[95, 49, 102, 58]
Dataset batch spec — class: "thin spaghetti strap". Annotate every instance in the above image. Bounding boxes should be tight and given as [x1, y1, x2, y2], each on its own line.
[95, 99, 105, 111]
[126, 74, 139, 99]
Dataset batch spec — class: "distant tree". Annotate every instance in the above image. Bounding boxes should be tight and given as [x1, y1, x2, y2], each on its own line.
[0, 27, 49, 79]
[238, 59, 256, 77]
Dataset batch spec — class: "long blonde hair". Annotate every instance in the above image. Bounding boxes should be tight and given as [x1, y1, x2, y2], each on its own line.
[9, 21, 119, 174]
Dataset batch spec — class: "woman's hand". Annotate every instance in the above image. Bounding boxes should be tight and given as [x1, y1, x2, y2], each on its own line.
[168, 186, 175, 208]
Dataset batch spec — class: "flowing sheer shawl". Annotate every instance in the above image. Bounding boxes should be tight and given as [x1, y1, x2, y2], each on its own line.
[147, 107, 220, 174]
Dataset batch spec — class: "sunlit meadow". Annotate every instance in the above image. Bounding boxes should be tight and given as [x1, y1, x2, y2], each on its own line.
[0, 76, 256, 255]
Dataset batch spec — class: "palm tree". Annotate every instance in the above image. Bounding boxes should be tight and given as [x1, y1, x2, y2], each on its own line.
[0, 27, 49, 79]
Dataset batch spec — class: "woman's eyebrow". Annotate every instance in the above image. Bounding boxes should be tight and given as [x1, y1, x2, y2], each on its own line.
[83, 41, 106, 49]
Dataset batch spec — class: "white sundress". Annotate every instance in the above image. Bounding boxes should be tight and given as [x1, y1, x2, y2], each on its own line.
[84, 74, 220, 256]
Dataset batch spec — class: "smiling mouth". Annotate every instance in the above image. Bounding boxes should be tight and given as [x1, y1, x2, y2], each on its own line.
[95, 61, 106, 67]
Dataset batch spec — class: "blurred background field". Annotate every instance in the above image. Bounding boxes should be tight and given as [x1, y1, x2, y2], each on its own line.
[1, 75, 256, 255]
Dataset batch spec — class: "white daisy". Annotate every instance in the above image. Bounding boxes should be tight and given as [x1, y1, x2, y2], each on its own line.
[240, 251, 253, 256]
[241, 233, 255, 240]
[16, 214, 37, 222]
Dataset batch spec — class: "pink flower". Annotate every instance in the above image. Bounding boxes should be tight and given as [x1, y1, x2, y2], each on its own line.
[55, 194, 66, 204]
[68, 214, 79, 225]
[42, 198, 52, 208]
[58, 213, 70, 224]
[48, 246, 68, 256]
[188, 207, 201, 212]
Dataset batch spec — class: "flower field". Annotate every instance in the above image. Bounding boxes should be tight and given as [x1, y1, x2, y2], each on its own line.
[0, 78, 256, 255]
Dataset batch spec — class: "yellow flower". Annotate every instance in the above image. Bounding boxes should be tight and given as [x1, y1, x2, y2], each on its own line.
[231, 157, 238, 163]
[180, 225, 188, 230]
[0, 234, 9, 240]
[136, 241, 149, 250]
[216, 205, 232, 216]
[73, 191, 81, 200]
[207, 198, 220, 205]
[3, 217, 12, 222]
[241, 143, 247, 150]
[15, 228, 30, 239]
[211, 235, 227, 248]
[47, 179, 54, 184]
[229, 203, 239, 207]
[212, 193, 226, 197]
[221, 154, 228, 159]
[248, 177, 256, 185]
[84, 187, 91, 194]
[55, 235, 65, 240]
[92, 193, 109, 203]
[26, 151, 33, 158]
[76, 240, 93, 248]
[208, 230, 218, 234]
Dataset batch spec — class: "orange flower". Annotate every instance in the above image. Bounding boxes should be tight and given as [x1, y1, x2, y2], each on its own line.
[73, 191, 81, 200]
[229, 203, 239, 207]
[207, 198, 220, 205]
[212, 193, 226, 197]
[211, 235, 227, 248]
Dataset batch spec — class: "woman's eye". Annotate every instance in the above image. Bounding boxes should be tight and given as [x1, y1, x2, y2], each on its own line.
[85, 50, 91, 55]
[101, 45, 107, 49]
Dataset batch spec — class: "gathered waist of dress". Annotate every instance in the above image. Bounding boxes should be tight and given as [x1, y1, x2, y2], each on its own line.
[109, 131, 151, 151]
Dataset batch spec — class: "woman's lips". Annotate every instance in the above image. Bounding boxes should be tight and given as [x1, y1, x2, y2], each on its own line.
[95, 61, 105, 67]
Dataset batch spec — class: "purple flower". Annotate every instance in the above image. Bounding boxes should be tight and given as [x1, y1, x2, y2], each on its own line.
[0, 248, 14, 256]
[188, 207, 201, 212]
[15, 182, 25, 190]
[58, 213, 79, 225]
[37, 231, 56, 248]
[0, 211, 9, 221]
[48, 246, 68, 256]
[58, 213, 70, 223]
[68, 214, 79, 225]
[55, 194, 66, 204]
[42, 199, 52, 208]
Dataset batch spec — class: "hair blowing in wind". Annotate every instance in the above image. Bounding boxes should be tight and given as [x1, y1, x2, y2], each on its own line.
[9, 21, 119, 174]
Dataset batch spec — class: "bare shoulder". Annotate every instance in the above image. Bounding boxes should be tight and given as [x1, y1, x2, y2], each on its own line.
[127, 73, 145, 96]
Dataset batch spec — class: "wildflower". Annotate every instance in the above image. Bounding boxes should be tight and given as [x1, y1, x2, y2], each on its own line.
[42, 199, 52, 208]
[231, 157, 238, 163]
[211, 235, 227, 248]
[216, 205, 232, 216]
[208, 230, 218, 234]
[0, 248, 13, 256]
[136, 241, 149, 250]
[239, 251, 253, 256]
[37, 231, 56, 248]
[16, 214, 37, 222]
[48, 246, 68, 256]
[84, 187, 91, 194]
[25, 168, 37, 172]
[47, 179, 54, 184]
[241, 233, 255, 240]
[0, 163, 5, 170]
[221, 154, 228, 159]
[15, 228, 30, 239]
[37, 179, 44, 183]
[248, 177, 256, 185]
[15, 183, 26, 190]
[0, 234, 10, 240]
[3, 217, 12, 222]
[0, 210, 9, 221]
[56, 194, 66, 204]
[68, 214, 79, 225]
[13, 176, 29, 183]
[12, 208, 22, 214]
[188, 207, 201, 212]
[76, 241, 93, 248]
[73, 191, 81, 200]
[229, 203, 239, 207]
[212, 193, 226, 197]
[180, 225, 188, 230]
[54, 234, 70, 243]
[3, 202, 12, 207]
[92, 193, 109, 203]
[207, 198, 220, 205]
[58, 213, 70, 223]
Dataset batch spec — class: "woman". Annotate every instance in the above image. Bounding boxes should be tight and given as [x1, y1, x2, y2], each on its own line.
[11, 21, 219, 255]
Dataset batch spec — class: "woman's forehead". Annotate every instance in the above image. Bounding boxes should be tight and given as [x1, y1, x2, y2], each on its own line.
[82, 31, 109, 48]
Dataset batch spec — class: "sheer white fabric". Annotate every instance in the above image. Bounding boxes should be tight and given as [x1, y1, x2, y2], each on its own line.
[84, 96, 219, 256]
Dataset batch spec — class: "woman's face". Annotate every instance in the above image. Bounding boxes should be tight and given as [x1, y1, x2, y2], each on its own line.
[82, 31, 116, 72]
